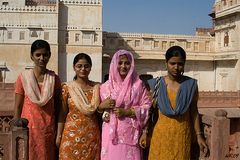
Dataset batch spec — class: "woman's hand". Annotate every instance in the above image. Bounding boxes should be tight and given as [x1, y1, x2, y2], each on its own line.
[139, 130, 149, 149]
[197, 135, 209, 157]
[56, 135, 62, 148]
[113, 108, 135, 118]
[113, 108, 126, 118]
[99, 97, 115, 110]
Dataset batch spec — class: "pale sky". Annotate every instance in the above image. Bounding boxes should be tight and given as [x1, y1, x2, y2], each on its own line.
[103, 0, 215, 35]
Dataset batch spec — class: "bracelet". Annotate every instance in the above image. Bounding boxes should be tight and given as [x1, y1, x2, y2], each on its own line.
[196, 131, 203, 135]
[97, 107, 104, 113]
[142, 129, 148, 134]
[130, 108, 135, 117]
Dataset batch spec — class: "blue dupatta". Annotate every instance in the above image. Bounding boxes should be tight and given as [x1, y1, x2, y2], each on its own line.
[148, 76, 197, 116]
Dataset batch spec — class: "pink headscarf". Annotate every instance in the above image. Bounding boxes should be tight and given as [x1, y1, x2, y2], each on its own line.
[104, 49, 141, 108]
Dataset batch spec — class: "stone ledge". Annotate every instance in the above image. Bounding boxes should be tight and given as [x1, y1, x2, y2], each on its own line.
[199, 108, 240, 118]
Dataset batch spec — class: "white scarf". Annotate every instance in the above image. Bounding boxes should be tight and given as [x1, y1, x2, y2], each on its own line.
[21, 69, 55, 106]
[66, 81, 100, 115]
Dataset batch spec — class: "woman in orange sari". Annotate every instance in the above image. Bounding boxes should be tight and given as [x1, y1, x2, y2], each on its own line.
[57, 53, 101, 160]
[14, 39, 61, 160]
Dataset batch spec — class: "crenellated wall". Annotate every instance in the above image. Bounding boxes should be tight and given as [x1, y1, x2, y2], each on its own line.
[59, 0, 102, 5]
[0, 4, 57, 12]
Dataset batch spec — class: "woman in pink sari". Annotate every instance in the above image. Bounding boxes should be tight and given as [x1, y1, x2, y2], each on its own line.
[14, 39, 61, 160]
[98, 49, 151, 160]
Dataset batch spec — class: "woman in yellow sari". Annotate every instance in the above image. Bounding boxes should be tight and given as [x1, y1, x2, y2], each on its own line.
[141, 46, 208, 160]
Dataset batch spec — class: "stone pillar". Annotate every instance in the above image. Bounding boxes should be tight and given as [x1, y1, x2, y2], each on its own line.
[210, 109, 230, 160]
[11, 118, 29, 160]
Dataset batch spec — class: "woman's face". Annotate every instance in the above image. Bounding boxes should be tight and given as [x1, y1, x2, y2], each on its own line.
[166, 56, 185, 79]
[74, 58, 91, 79]
[117, 54, 131, 79]
[31, 48, 50, 68]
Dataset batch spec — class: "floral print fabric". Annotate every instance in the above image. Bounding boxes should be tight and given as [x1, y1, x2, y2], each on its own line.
[59, 84, 100, 160]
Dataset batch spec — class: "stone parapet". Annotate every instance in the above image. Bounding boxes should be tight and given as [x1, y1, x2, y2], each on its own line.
[103, 32, 214, 40]
[0, 5, 57, 13]
[103, 31, 217, 61]
[60, 0, 102, 5]
[0, 23, 58, 29]
[58, 25, 101, 31]
[200, 109, 240, 160]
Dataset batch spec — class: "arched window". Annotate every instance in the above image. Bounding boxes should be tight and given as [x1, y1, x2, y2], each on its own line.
[224, 32, 229, 47]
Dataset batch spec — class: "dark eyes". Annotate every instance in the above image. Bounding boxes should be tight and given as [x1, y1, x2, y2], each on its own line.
[118, 61, 130, 65]
[169, 62, 184, 66]
[75, 64, 91, 69]
[35, 53, 49, 58]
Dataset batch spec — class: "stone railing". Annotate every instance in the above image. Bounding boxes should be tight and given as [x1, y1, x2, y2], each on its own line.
[0, 117, 29, 160]
[0, 83, 28, 159]
[197, 91, 240, 159]
[200, 109, 240, 160]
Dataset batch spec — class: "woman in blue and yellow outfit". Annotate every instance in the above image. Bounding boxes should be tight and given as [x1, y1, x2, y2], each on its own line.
[142, 46, 208, 160]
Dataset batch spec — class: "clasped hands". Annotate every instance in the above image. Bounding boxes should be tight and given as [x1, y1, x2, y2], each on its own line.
[98, 97, 135, 122]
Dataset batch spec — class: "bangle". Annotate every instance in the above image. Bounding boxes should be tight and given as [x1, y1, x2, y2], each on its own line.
[130, 108, 135, 117]
[97, 107, 104, 113]
[142, 129, 148, 134]
[196, 131, 203, 135]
